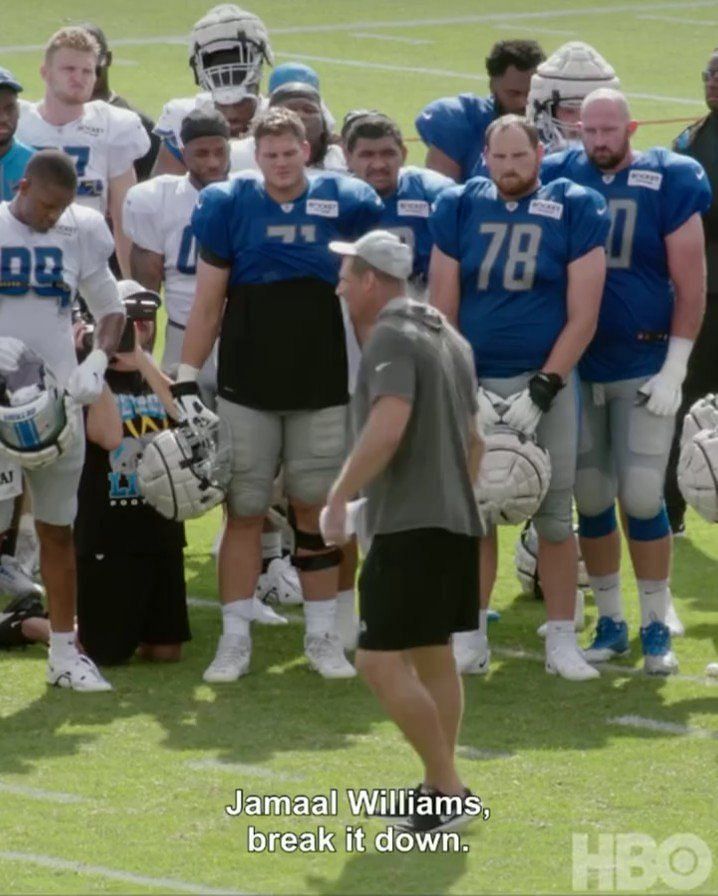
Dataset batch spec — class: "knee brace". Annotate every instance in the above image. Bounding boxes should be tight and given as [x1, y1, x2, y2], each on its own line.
[578, 504, 618, 539]
[619, 467, 664, 520]
[289, 510, 343, 572]
[626, 506, 670, 541]
[533, 487, 573, 543]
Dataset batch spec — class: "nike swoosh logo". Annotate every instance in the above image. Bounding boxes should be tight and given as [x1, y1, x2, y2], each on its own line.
[375, 362, 391, 372]
[697, 170, 706, 180]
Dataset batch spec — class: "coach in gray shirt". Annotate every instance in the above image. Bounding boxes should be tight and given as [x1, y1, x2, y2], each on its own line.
[324, 230, 483, 835]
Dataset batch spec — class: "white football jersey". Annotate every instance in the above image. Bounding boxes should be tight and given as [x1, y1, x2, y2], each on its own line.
[155, 93, 269, 153]
[123, 174, 202, 327]
[229, 137, 347, 174]
[16, 100, 150, 215]
[0, 201, 114, 386]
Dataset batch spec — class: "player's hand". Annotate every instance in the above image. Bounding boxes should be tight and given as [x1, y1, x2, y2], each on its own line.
[169, 380, 219, 433]
[320, 494, 349, 546]
[637, 372, 682, 416]
[0, 336, 27, 372]
[503, 389, 543, 436]
[67, 349, 108, 405]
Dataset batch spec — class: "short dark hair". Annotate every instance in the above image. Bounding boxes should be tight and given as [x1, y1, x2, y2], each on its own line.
[485, 40, 545, 78]
[253, 107, 306, 144]
[180, 108, 230, 145]
[345, 114, 403, 153]
[485, 114, 540, 150]
[25, 149, 78, 191]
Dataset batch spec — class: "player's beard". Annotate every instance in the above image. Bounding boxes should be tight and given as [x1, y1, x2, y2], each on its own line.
[587, 134, 631, 171]
[495, 162, 540, 198]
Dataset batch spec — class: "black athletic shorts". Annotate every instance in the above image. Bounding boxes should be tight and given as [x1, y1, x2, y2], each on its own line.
[357, 528, 479, 651]
[77, 550, 191, 666]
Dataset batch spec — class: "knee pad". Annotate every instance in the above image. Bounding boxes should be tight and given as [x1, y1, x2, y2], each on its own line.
[533, 487, 573, 543]
[619, 466, 664, 520]
[227, 474, 272, 518]
[627, 506, 670, 541]
[574, 467, 617, 518]
[578, 505, 618, 538]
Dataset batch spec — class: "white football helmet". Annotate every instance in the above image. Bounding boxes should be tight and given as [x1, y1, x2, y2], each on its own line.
[475, 427, 552, 527]
[515, 520, 589, 597]
[189, 4, 273, 103]
[680, 394, 718, 449]
[0, 340, 76, 470]
[678, 428, 718, 522]
[527, 41, 620, 152]
[137, 422, 231, 521]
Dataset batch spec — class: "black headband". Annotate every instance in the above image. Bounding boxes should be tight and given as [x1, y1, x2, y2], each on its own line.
[180, 109, 231, 145]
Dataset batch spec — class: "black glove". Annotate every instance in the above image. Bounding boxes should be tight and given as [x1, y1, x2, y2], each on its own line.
[528, 373, 564, 413]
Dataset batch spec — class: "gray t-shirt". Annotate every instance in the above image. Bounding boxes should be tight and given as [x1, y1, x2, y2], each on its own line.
[352, 297, 481, 538]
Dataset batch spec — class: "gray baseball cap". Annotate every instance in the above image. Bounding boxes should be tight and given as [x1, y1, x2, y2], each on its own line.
[330, 229, 413, 279]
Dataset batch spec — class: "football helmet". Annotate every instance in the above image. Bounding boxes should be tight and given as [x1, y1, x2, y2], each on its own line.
[189, 4, 273, 103]
[475, 426, 551, 526]
[0, 339, 76, 470]
[678, 427, 718, 522]
[515, 520, 589, 598]
[527, 41, 620, 151]
[137, 421, 231, 521]
[680, 393, 718, 449]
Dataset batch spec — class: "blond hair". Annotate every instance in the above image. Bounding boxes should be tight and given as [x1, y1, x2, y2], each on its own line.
[45, 27, 100, 62]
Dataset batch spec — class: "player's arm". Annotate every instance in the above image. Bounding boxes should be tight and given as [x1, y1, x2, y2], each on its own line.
[108, 166, 138, 277]
[180, 259, 227, 373]
[542, 245, 606, 379]
[86, 384, 123, 450]
[429, 246, 461, 324]
[425, 146, 462, 181]
[666, 212, 706, 340]
[152, 143, 187, 177]
[130, 244, 164, 293]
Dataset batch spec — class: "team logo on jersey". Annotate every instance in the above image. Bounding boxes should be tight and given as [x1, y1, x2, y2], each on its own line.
[397, 199, 430, 218]
[627, 170, 663, 191]
[306, 199, 339, 218]
[528, 199, 563, 220]
[280, 203, 294, 213]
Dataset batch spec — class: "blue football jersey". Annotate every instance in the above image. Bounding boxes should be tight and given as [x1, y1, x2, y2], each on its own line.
[415, 94, 497, 183]
[0, 139, 34, 200]
[429, 177, 609, 378]
[542, 147, 712, 382]
[379, 166, 453, 281]
[192, 171, 383, 285]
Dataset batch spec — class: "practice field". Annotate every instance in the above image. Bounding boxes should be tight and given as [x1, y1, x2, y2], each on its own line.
[1, 1, 718, 894]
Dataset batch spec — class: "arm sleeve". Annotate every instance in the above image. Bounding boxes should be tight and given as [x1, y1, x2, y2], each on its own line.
[566, 184, 611, 262]
[415, 96, 473, 164]
[107, 107, 152, 178]
[191, 184, 234, 266]
[363, 327, 416, 406]
[428, 186, 464, 260]
[661, 153, 713, 236]
[122, 182, 164, 251]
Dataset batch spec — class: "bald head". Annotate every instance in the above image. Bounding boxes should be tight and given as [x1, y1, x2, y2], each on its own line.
[580, 88, 637, 173]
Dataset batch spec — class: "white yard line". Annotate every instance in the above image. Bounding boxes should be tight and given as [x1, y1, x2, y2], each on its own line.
[607, 714, 718, 739]
[491, 24, 577, 35]
[0, 782, 86, 804]
[637, 14, 718, 24]
[351, 33, 433, 45]
[0, 852, 243, 895]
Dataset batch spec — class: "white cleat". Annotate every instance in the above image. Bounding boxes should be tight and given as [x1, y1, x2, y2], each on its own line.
[203, 634, 252, 682]
[537, 590, 585, 638]
[665, 600, 685, 637]
[304, 633, 356, 679]
[453, 632, 490, 675]
[546, 643, 600, 681]
[644, 650, 679, 676]
[0, 554, 43, 599]
[47, 654, 113, 692]
[257, 556, 303, 606]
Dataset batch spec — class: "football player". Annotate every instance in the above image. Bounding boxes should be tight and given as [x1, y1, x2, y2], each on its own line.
[416, 40, 545, 183]
[0, 68, 34, 200]
[429, 114, 609, 680]
[152, 4, 272, 175]
[542, 89, 711, 674]
[344, 113, 453, 293]
[16, 27, 150, 277]
[174, 108, 383, 681]
[0, 149, 125, 691]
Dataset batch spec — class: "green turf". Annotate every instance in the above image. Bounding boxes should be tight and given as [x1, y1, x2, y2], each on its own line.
[2, 1, 718, 893]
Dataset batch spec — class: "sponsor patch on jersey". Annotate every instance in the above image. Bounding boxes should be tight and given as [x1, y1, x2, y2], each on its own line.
[54, 224, 76, 236]
[306, 199, 339, 218]
[528, 199, 563, 220]
[627, 170, 663, 190]
[397, 199, 430, 218]
[77, 124, 104, 137]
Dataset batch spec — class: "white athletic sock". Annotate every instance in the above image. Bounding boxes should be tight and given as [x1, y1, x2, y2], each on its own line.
[588, 572, 624, 621]
[261, 531, 282, 563]
[304, 598, 337, 637]
[478, 609, 488, 634]
[637, 579, 670, 627]
[545, 620, 576, 651]
[49, 631, 78, 663]
[454, 628, 482, 648]
[335, 589, 356, 625]
[222, 599, 251, 637]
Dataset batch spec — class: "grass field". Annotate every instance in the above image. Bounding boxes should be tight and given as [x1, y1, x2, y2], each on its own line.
[2, 1, 718, 894]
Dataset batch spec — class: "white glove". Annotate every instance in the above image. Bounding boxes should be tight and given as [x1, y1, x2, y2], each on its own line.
[170, 376, 219, 434]
[0, 337, 27, 372]
[476, 387, 509, 434]
[502, 388, 543, 436]
[67, 349, 108, 405]
[637, 337, 693, 417]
